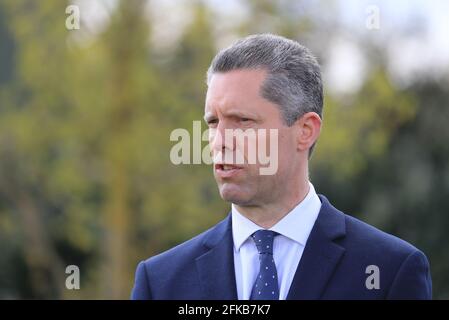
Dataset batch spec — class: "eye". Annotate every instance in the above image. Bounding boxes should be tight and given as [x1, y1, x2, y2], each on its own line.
[207, 118, 218, 126]
[241, 117, 250, 122]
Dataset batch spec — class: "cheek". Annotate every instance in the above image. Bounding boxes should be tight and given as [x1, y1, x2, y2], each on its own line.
[233, 132, 258, 163]
[277, 132, 296, 163]
[249, 129, 274, 160]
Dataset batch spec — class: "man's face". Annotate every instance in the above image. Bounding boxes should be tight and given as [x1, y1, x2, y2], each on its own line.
[205, 69, 300, 207]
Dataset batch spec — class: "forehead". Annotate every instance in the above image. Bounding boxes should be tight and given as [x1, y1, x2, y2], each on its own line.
[205, 69, 268, 114]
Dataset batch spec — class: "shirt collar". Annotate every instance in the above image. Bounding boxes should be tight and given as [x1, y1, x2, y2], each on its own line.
[231, 182, 321, 252]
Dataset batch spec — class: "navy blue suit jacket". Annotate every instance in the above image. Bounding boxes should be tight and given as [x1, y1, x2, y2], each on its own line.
[131, 195, 432, 299]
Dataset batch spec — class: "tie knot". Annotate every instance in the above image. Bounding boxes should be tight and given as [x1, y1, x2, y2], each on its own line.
[251, 230, 277, 255]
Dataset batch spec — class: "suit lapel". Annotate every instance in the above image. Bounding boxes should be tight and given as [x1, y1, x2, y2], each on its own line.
[287, 195, 346, 300]
[195, 195, 346, 300]
[196, 214, 238, 300]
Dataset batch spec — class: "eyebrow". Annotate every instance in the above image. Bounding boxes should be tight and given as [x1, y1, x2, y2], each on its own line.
[203, 110, 257, 122]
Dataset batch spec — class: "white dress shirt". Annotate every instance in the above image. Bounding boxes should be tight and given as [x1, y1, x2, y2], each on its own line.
[231, 181, 322, 300]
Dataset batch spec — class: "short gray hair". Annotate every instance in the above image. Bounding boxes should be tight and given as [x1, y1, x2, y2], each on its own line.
[206, 33, 323, 157]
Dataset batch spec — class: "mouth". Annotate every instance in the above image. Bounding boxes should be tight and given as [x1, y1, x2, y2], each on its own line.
[214, 163, 244, 178]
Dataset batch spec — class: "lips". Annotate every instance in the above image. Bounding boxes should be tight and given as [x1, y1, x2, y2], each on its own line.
[214, 163, 243, 178]
[214, 163, 243, 170]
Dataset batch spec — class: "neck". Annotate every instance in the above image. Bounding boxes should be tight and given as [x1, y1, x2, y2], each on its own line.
[235, 177, 310, 229]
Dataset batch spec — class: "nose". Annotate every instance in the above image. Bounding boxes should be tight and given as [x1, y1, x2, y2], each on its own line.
[210, 122, 234, 154]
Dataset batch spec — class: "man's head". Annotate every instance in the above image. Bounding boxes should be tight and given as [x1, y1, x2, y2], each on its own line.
[205, 34, 323, 207]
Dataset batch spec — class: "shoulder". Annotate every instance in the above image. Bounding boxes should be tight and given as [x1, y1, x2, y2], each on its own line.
[139, 214, 231, 273]
[343, 212, 419, 258]
[319, 194, 420, 259]
[318, 195, 431, 298]
[343, 213, 431, 298]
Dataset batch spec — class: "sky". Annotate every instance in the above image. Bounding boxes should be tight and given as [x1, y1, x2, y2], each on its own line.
[72, 0, 449, 93]
[331, 0, 449, 91]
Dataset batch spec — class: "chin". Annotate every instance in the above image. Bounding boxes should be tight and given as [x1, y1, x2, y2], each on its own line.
[219, 183, 251, 204]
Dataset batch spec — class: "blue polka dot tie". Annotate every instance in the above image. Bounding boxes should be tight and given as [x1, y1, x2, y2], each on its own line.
[250, 230, 279, 300]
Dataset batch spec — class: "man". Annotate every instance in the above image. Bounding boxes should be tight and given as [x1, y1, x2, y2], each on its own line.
[131, 34, 432, 300]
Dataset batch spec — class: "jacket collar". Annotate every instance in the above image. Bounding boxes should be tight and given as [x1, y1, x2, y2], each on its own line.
[195, 194, 346, 300]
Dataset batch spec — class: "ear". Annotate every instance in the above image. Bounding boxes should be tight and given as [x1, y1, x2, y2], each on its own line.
[295, 112, 322, 153]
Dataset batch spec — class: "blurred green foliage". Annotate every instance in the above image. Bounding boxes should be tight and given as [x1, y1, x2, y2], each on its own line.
[0, 0, 448, 299]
